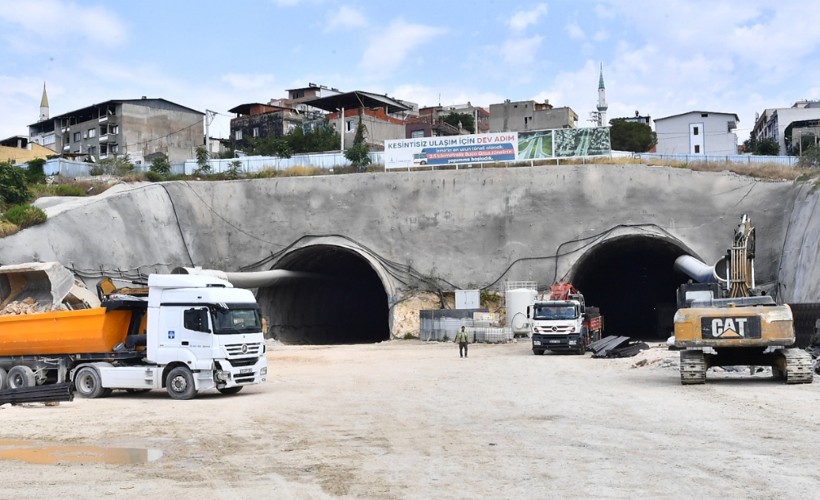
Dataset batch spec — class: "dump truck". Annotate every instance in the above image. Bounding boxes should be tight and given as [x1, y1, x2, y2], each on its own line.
[0, 273, 268, 399]
[673, 215, 813, 384]
[529, 281, 603, 355]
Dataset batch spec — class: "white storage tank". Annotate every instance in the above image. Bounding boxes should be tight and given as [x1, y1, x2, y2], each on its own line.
[505, 285, 537, 336]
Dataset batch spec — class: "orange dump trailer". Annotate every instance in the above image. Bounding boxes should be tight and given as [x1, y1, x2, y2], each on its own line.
[0, 307, 137, 357]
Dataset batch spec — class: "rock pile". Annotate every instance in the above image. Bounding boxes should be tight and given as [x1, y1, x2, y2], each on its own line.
[0, 297, 68, 316]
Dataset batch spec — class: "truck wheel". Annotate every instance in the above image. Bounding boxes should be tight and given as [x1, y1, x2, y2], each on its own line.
[8, 365, 36, 389]
[166, 367, 197, 400]
[217, 386, 243, 395]
[0, 367, 7, 390]
[74, 367, 106, 398]
[533, 349, 545, 355]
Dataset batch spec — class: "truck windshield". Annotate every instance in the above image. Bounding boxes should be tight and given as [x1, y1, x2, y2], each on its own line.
[534, 305, 577, 320]
[211, 304, 262, 335]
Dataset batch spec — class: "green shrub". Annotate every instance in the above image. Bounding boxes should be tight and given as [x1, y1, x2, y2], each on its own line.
[0, 161, 32, 205]
[25, 158, 47, 185]
[3, 204, 47, 228]
[149, 153, 172, 177]
[144, 171, 165, 182]
[53, 184, 87, 196]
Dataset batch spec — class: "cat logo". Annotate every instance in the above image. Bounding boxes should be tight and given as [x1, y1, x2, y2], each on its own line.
[701, 316, 762, 339]
[711, 318, 747, 337]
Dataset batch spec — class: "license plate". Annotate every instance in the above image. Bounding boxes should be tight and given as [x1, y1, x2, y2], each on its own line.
[548, 340, 560, 344]
[533, 340, 541, 346]
[240, 368, 252, 374]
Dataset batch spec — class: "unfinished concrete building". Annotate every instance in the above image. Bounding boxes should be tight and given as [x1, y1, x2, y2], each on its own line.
[489, 99, 578, 133]
[28, 97, 204, 165]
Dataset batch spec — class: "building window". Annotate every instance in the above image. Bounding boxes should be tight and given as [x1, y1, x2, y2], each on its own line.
[111, 124, 119, 134]
[693, 127, 699, 136]
[694, 145, 701, 153]
[346, 120, 356, 132]
[87, 146, 96, 156]
[252, 127, 259, 138]
[701, 113, 708, 117]
[235, 129, 243, 141]
[411, 129, 425, 138]
[111, 144, 119, 154]
[42, 133, 55, 146]
[73, 131, 81, 142]
[100, 144, 108, 155]
[87, 128, 96, 138]
[287, 123, 297, 133]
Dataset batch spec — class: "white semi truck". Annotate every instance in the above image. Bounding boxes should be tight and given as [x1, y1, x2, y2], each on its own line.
[0, 273, 267, 400]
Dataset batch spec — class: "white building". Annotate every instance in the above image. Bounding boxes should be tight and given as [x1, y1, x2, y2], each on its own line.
[654, 111, 738, 155]
[751, 101, 820, 155]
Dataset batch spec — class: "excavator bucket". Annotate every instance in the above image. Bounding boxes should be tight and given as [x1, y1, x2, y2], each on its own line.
[0, 262, 98, 312]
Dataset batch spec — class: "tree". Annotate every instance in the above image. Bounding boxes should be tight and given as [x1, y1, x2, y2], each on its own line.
[286, 121, 340, 153]
[798, 144, 820, 169]
[443, 112, 475, 134]
[0, 161, 31, 205]
[194, 146, 211, 175]
[609, 119, 657, 152]
[149, 153, 172, 177]
[246, 135, 292, 158]
[754, 138, 780, 156]
[344, 114, 371, 171]
[25, 158, 47, 185]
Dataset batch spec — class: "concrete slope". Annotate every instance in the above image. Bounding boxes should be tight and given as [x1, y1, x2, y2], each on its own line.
[0, 165, 802, 289]
[777, 183, 820, 302]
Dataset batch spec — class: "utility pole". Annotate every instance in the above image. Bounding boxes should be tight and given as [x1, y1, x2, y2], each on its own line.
[205, 109, 218, 154]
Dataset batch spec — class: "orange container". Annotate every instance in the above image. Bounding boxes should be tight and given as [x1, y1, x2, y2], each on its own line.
[0, 308, 133, 356]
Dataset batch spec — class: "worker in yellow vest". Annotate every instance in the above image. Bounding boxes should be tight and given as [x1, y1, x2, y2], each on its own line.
[455, 326, 469, 358]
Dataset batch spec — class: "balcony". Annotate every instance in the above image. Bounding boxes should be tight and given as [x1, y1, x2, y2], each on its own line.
[98, 115, 109, 123]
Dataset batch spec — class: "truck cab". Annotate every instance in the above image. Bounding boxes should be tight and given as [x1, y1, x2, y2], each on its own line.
[76, 274, 268, 399]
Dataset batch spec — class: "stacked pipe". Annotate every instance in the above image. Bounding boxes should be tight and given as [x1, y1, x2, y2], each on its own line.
[0, 383, 74, 406]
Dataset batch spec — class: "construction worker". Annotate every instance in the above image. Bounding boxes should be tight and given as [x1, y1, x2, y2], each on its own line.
[455, 325, 469, 358]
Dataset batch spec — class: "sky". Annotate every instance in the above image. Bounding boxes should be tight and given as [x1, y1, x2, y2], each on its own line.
[2, 0, 819, 142]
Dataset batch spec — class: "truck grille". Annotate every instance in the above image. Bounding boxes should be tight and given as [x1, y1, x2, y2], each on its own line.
[225, 342, 263, 357]
[230, 357, 259, 367]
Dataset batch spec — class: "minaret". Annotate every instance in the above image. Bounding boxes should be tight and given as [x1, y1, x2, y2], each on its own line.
[39, 82, 49, 122]
[597, 63, 608, 127]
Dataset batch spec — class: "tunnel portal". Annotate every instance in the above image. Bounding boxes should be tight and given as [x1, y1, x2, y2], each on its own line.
[570, 235, 694, 341]
[256, 245, 390, 344]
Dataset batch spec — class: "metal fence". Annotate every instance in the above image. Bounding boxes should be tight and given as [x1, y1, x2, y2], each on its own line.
[635, 152, 799, 167]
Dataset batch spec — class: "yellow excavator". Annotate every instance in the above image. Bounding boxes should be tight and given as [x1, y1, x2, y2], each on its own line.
[673, 215, 813, 384]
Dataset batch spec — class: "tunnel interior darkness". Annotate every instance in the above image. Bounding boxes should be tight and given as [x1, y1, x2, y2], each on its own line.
[569, 235, 694, 341]
[255, 245, 389, 344]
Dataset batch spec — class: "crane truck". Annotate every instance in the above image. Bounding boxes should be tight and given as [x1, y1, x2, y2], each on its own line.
[0, 273, 268, 399]
[673, 214, 813, 384]
[528, 281, 603, 355]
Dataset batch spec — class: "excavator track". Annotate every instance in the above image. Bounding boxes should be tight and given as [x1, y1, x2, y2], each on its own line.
[777, 348, 814, 385]
[679, 349, 706, 385]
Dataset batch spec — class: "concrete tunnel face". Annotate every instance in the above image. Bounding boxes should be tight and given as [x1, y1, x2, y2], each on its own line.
[569, 235, 693, 341]
[256, 245, 390, 344]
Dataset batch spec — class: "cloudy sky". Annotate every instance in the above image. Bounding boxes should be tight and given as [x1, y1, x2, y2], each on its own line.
[2, 0, 818, 141]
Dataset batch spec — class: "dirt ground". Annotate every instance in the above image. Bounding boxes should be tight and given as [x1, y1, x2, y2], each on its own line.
[2, 339, 820, 499]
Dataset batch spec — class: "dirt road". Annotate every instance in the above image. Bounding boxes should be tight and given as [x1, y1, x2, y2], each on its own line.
[2, 340, 819, 499]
